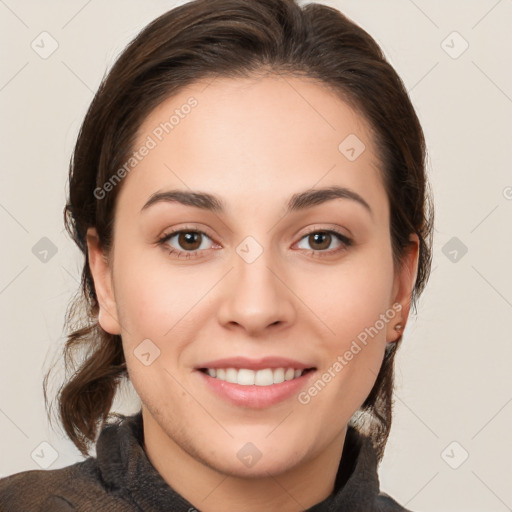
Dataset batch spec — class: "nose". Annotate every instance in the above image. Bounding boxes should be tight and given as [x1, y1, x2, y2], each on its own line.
[216, 249, 296, 336]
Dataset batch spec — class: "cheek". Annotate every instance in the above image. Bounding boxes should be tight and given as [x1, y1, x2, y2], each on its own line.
[310, 245, 395, 395]
[113, 246, 204, 337]
[310, 249, 395, 342]
[113, 256, 202, 400]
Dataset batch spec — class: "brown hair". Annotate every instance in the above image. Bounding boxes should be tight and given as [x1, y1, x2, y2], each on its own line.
[44, 0, 433, 461]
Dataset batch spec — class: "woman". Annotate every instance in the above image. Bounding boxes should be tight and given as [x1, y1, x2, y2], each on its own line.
[0, 0, 433, 510]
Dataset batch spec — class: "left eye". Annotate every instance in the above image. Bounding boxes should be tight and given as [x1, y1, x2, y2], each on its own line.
[296, 230, 350, 252]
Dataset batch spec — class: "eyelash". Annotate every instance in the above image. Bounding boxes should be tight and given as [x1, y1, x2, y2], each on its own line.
[157, 225, 352, 260]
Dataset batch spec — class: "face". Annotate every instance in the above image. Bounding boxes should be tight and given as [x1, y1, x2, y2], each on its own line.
[87, 74, 418, 479]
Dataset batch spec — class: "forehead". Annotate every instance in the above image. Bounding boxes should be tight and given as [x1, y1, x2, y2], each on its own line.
[117, 74, 388, 221]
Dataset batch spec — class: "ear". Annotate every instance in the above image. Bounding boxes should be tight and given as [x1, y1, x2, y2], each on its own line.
[386, 233, 420, 343]
[86, 227, 121, 335]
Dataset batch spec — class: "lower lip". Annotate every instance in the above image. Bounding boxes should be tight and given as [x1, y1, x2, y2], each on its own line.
[196, 370, 315, 409]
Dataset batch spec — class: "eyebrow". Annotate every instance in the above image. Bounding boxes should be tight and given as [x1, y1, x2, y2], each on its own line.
[141, 185, 373, 218]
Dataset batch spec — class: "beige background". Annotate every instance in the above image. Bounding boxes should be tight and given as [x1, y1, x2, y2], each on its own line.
[1, 1, 511, 511]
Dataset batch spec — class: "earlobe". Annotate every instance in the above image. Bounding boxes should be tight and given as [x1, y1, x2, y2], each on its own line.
[86, 227, 122, 335]
[386, 233, 420, 343]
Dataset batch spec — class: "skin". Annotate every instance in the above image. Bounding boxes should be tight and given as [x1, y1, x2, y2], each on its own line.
[86, 73, 419, 512]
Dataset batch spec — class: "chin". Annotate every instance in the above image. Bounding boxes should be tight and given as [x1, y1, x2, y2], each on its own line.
[212, 454, 302, 480]
[202, 438, 307, 479]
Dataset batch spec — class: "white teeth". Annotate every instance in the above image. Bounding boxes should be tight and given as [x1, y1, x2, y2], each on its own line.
[273, 368, 285, 384]
[285, 368, 295, 381]
[225, 368, 238, 384]
[238, 368, 255, 385]
[254, 369, 273, 386]
[205, 367, 306, 386]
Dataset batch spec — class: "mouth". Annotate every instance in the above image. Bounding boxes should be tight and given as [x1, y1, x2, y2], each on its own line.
[198, 367, 315, 386]
[194, 357, 317, 408]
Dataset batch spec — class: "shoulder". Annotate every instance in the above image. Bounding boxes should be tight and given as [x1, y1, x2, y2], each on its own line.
[374, 491, 414, 512]
[0, 458, 132, 511]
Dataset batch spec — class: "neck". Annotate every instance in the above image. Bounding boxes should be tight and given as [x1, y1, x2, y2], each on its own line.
[142, 407, 347, 512]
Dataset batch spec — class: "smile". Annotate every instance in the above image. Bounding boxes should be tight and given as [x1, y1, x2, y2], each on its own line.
[200, 367, 310, 386]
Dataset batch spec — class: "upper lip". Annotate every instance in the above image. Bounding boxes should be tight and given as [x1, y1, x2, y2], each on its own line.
[196, 356, 315, 371]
